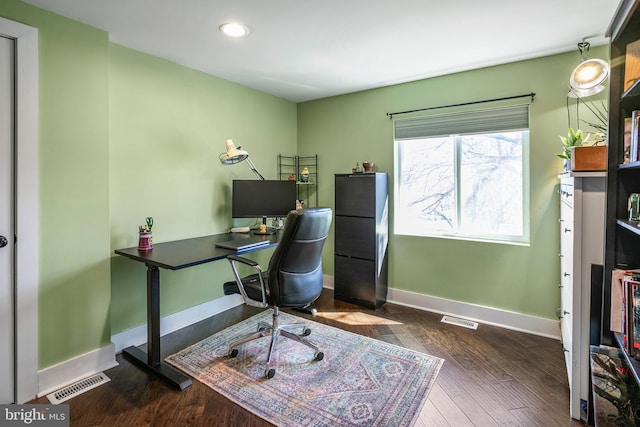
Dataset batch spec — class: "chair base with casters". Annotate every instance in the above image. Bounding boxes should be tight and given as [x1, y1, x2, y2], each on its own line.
[223, 207, 333, 379]
[228, 306, 324, 379]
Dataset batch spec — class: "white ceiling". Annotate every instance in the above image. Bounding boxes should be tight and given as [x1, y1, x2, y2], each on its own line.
[21, 0, 622, 103]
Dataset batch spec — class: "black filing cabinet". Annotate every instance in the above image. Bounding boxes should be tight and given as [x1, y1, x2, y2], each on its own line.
[334, 173, 388, 309]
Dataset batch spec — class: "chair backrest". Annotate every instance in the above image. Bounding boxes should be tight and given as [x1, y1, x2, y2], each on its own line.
[267, 207, 332, 308]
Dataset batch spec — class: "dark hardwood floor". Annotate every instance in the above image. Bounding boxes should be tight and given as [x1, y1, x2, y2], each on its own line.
[31, 289, 586, 426]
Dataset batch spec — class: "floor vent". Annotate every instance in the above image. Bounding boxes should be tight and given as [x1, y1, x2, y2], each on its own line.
[441, 315, 478, 330]
[46, 372, 111, 404]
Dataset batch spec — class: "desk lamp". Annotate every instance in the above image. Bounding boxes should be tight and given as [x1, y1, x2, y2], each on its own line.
[219, 139, 265, 180]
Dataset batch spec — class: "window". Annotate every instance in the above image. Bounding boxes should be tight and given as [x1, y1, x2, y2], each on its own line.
[393, 104, 530, 245]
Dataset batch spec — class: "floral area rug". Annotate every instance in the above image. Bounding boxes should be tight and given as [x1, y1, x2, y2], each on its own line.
[165, 310, 444, 426]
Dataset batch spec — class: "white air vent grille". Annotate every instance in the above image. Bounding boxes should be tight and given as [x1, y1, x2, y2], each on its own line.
[47, 372, 110, 404]
[441, 315, 478, 330]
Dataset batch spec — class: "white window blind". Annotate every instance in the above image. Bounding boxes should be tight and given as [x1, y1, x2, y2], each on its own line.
[394, 104, 530, 140]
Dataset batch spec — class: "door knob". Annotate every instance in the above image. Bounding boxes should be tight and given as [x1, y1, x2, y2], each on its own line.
[0, 236, 7, 248]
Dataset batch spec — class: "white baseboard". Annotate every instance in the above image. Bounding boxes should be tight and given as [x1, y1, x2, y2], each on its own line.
[388, 288, 560, 339]
[111, 293, 245, 353]
[38, 277, 558, 398]
[38, 294, 244, 398]
[323, 275, 560, 340]
[37, 343, 118, 398]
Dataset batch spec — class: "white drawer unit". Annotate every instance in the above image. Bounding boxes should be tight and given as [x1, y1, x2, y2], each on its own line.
[558, 172, 605, 421]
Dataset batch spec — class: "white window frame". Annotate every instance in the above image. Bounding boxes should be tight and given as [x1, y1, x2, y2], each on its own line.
[393, 104, 530, 246]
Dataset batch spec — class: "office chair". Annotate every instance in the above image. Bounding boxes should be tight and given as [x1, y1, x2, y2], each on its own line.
[224, 207, 332, 378]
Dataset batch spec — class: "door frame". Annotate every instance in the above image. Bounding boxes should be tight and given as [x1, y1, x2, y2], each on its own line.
[0, 17, 38, 403]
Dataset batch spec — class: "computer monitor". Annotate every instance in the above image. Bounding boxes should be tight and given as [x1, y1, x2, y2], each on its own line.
[232, 180, 297, 234]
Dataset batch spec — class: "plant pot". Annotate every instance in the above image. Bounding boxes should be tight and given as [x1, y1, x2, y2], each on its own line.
[362, 162, 374, 173]
[570, 146, 606, 171]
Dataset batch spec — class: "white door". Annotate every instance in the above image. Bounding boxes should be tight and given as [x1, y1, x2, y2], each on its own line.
[0, 34, 15, 404]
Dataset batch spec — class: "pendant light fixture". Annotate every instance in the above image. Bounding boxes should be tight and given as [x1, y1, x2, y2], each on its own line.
[568, 41, 609, 98]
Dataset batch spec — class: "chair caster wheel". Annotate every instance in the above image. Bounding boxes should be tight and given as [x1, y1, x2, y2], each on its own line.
[302, 328, 311, 336]
[315, 352, 324, 361]
[229, 348, 239, 358]
[265, 368, 275, 379]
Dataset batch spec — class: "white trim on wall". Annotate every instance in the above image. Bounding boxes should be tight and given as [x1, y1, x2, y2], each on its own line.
[46, 274, 555, 402]
[111, 294, 244, 353]
[0, 16, 39, 404]
[37, 344, 117, 398]
[40, 295, 243, 398]
[102, 275, 558, 399]
[323, 276, 560, 339]
[387, 288, 561, 339]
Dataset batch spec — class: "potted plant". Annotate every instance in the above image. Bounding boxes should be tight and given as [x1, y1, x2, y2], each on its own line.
[557, 127, 606, 171]
[556, 127, 585, 161]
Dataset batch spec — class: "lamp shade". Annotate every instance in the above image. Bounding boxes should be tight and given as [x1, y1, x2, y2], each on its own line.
[570, 58, 609, 92]
[219, 139, 248, 164]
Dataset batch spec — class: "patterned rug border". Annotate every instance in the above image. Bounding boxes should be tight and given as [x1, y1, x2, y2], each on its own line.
[166, 310, 444, 426]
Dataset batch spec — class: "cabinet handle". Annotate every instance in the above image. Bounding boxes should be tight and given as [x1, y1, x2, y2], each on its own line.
[564, 228, 571, 233]
[562, 347, 569, 353]
[558, 218, 564, 223]
[558, 253, 563, 257]
[564, 310, 570, 315]
[563, 272, 570, 277]
[558, 284, 563, 288]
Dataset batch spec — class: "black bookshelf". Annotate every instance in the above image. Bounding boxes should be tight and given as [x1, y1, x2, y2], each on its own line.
[603, 0, 640, 388]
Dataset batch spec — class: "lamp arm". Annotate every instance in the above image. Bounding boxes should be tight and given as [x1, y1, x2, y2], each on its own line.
[246, 157, 265, 180]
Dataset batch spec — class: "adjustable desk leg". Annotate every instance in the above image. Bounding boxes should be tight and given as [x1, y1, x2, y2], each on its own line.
[122, 264, 192, 390]
[148, 266, 160, 366]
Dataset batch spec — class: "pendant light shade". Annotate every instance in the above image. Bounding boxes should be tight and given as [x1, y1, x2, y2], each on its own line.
[570, 58, 608, 90]
[568, 42, 609, 97]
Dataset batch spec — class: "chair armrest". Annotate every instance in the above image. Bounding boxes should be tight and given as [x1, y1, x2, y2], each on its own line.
[226, 255, 268, 308]
[227, 254, 259, 267]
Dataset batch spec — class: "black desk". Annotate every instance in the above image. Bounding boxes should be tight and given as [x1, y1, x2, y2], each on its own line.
[115, 232, 280, 390]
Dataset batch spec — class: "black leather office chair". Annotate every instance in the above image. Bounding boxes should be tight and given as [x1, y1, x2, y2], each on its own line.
[224, 207, 332, 378]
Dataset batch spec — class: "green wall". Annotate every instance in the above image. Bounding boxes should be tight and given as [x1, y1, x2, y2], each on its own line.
[298, 46, 608, 320]
[1, 1, 111, 369]
[109, 44, 296, 333]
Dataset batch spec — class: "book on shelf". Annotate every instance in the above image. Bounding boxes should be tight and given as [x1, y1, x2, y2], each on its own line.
[630, 111, 640, 163]
[627, 277, 640, 357]
[624, 39, 640, 92]
[624, 117, 632, 164]
[622, 270, 640, 357]
[611, 268, 625, 333]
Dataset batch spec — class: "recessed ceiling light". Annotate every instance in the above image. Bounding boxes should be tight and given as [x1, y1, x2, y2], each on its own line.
[219, 22, 252, 38]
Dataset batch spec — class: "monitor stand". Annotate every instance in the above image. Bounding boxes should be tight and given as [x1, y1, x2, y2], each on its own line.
[253, 216, 276, 235]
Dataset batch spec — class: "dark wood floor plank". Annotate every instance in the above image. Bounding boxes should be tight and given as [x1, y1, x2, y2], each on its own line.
[421, 382, 476, 426]
[29, 289, 586, 427]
